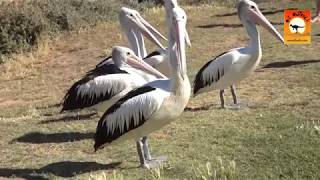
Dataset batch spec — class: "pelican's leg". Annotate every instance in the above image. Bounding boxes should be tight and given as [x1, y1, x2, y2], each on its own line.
[136, 140, 163, 169]
[142, 136, 168, 162]
[230, 85, 238, 105]
[230, 85, 245, 109]
[220, 89, 226, 108]
[136, 141, 146, 167]
[142, 136, 152, 160]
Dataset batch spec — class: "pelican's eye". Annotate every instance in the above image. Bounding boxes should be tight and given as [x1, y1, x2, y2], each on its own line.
[129, 13, 133, 17]
[127, 52, 131, 55]
[250, 5, 255, 9]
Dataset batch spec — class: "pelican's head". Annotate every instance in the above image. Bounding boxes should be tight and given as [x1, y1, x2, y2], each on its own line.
[164, 0, 179, 26]
[169, 7, 190, 78]
[112, 46, 166, 79]
[119, 7, 167, 51]
[238, 0, 284, 43]
[164, 0, 178, 10]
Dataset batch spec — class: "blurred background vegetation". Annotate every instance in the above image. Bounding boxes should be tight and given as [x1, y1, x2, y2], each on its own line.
[0, 0, 237, 62]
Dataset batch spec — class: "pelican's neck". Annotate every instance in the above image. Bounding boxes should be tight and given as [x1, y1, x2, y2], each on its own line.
[126, 29, 148, 58]
[168, 43, 190, 95]
[135, 31, 148, 58]
[170, 69, 190, 96]
[243, 20, 261, 55]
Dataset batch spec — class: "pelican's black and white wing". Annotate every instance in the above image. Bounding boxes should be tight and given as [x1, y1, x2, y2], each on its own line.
[143, 50, 162, 59]
[61, 63, 131, 111]
[95, 56, 113, 68]
[94, 83, 170, 150]
[193, 51, 235, 95]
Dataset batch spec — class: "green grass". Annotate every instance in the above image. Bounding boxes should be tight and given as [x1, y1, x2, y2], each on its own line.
[0, 1, 320, 179]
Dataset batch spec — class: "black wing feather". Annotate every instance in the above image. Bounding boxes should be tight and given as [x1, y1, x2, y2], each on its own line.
[193, 51, 228, 95]
[94, 86, 156, 150]
[95, 56, 112, 68]
[61, 63, 128, 112]
[143, 50, 161, 59]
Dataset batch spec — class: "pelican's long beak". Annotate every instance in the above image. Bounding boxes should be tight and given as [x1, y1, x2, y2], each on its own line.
[138, 14, 168, 42]
[249, 8, 285, 43]
[185, 28, 191, 47]
[127, 54, 167, 79]
[134, 16, 167, 51]
[174, 18, 187, 78]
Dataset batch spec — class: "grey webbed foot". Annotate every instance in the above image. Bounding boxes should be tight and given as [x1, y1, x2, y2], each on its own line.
[137, 137, 168, 169]
[142, 156, 168, 169]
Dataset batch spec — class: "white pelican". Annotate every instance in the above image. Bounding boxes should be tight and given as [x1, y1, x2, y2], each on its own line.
[164, 0, 190, 44]
[119, 7, 171, 76]
[118, 3, 188, 164]
[193, 0, 285, 108]
[61, 46, 165, 112]
[119, 7, 167, 59]
[119, 7, 170, 158]
[94, 6, 191, 168]
[61, 7, 169, 160]
[60, 9, 169, 112]
[120, 6, 190, 77]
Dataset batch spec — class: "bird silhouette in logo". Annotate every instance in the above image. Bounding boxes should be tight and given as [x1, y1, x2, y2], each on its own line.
[290, 24, 304, 33]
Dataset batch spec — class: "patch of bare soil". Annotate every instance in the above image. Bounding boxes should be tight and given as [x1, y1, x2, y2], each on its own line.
[0, 23, 124, 108]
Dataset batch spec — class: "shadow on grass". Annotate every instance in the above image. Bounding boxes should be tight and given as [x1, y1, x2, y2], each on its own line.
[197, 23, 242, 28]
[213, 8, 293, 17]
[184, 104, 214, 112]
[39, 112, 96, 124]
[263, 60, 320, 68]
[11, 132, 94, 144]
[0, 161, 121, 180]
[36, 103, 61, 110]
[197, 21, 282, 29]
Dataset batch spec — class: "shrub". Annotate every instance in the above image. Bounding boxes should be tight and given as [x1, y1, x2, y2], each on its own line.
[0, 0, 123, 60]
[0, 3, 45, 56]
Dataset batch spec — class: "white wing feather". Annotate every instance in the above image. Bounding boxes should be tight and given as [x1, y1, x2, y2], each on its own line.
[77, 74, 145, 101]
[104, 86, 170, 135]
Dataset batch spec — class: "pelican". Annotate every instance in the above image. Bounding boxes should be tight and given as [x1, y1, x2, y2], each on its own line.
[120, 6, 190, 77]
[118, 3, 187, 164]
[60, 8, 171, 113]
[94, 6, 191, 168]
[61, 46, 165, 112]
[193, 0, 285, 108]
[119, 7, 167, 59]
[119, 7, 170, 76]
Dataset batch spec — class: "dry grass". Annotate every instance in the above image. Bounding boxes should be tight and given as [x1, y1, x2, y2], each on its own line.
[1, 37, 51, 80]
[0, 0, 127, 59]
[0, 1, 320, 179]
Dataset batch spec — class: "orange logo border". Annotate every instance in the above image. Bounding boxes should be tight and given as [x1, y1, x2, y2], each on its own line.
[284, 10, 311, 44]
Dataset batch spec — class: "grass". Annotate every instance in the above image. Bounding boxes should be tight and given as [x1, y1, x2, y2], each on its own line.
[0, 0, 320, 179]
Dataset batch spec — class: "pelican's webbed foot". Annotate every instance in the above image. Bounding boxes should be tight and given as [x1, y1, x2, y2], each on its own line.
[142, 156, 168, 169]
[137, 138, 168, 169]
